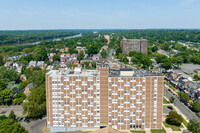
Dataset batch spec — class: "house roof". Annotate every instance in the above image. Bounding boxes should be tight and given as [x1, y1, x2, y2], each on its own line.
[26, 83, 34, 89]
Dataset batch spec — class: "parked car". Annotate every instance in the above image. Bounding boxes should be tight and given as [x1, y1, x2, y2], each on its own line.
[17, 118, 23, 122]
[24, 117, 30, 123]
[167, 106, 173, 110]
[184, 102, 189, 106]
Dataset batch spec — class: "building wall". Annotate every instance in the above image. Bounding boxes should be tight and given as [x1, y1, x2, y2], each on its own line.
[107, 76, 163, 130]
[99, 66, 109, 126]
[46, 73, 101, 131]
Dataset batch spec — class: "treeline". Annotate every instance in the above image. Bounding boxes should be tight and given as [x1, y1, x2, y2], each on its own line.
[0, 30, 80, 45]
[99, 29, 200, 44]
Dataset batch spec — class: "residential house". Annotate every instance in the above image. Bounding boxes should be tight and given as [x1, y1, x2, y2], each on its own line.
[194, 69, 200, 74]
[24, 83, 34, 96]
[53, 61, 60, 67]
[99, 58, 108, 63]
[187, 83, 200, 99]
[4, 61, 13, 68]
[59, 62, 66, 68]
[47, 65, 54, 70]
[73, 60, 79, 66]
[64, 48, 68, 52]
[27, 61, 37, 69]
[171, 49, 179, 54]
[37, 61, 46, 70]
[71, 54, 77, 60]
[92, 54, 101, 61]
[75, 46, 87, 53]
[20, 75, 27, 81]
[101, 45, 108, 51]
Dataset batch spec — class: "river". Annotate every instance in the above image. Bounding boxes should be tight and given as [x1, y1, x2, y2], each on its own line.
[19, 33, 82, 46]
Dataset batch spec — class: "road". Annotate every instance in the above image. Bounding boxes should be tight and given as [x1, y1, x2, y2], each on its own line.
[108, 48, 134, 69]
[164, 86, 200, 122]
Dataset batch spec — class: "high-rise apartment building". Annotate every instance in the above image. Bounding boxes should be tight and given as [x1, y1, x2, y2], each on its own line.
[120, 38, 147, 54]
[46, 62, 163, 132]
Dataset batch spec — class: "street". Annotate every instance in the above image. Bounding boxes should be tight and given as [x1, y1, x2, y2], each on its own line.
[164, 86, 200, 122]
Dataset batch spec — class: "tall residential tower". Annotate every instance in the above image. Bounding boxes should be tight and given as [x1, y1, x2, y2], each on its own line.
[120, 38, 147, 54]
[46, 62, 163, 132]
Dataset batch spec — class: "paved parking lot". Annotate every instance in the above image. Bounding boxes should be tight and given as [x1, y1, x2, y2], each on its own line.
[180, 63, 200, 74]
[0, 105, 23, 117]
[21, 117, 47, 133]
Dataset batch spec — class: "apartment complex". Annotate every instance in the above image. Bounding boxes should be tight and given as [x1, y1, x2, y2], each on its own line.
[46, 62, 163, 132]
[121, 38, 147, 54]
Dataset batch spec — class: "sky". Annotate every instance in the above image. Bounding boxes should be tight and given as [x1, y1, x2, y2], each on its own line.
[0, 0, 200, 30]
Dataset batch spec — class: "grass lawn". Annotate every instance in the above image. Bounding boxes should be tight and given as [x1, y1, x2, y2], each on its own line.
[169, 85, 177, 91]
[182, 117, 189, 127]
[163, 97, 169, 104]
[151, 128, 166, 133]
[131, 131, 146, 133]
[163, 122, 183, 131]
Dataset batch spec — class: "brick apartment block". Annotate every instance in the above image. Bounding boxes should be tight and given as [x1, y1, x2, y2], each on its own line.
[46, 62, 163, 132]
[121, 38, 147, 54]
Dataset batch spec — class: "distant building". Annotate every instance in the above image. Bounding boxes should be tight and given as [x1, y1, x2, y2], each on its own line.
[121, 38, 147, 54]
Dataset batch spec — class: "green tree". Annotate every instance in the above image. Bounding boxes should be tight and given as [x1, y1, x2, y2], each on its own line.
[9, 110, 16, 121]
[77, 51, 85, 61]
[166, 111, 183, 126]
[190, 101, 200, 112]
[172, 56, 183, 67]
[0, 88, 13, 105]
[0, 118, 28, 133]
[151, 46, 158, 52]
[187, 119, 200, 133]
[22, 48, 32, 53]
[19, 81, 28, 89]
[194, 74, 200, 81]
[28, 70, 45, 87]
[22, 85, 46, 119]
[170, 96, 175, 103]
[116, 48, 122, 56]
[179, 92, 190, 103]
[101, 50, 107, 58]
[162, 58, 172, 70]
[122, 56, 129, 64]
[53, 54, 60, 62]
[0, 55, 4, 66]
[0, 79, 8, 92]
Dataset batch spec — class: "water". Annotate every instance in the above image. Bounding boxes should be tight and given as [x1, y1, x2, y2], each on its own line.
[20, 33, 82, 46]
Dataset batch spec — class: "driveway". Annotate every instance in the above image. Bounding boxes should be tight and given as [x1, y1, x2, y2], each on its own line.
[21, 117, 47, 133]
